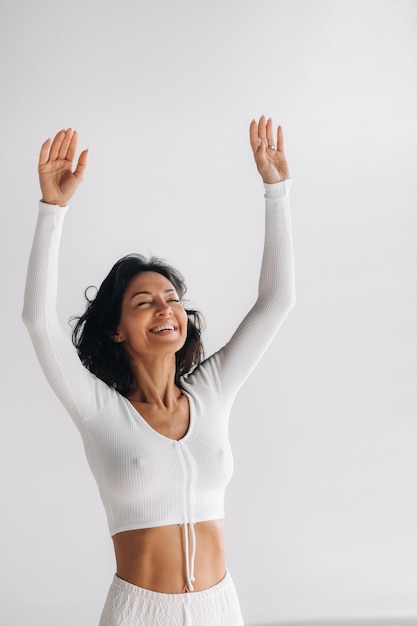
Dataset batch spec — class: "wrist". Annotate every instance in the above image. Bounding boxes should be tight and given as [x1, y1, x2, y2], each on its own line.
[41, 197, 67, 207]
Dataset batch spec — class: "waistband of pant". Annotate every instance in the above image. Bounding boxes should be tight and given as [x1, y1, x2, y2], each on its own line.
[111, 569, 231, 599]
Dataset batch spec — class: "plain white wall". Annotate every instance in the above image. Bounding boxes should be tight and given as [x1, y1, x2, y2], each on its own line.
[1, 0, 417, 624]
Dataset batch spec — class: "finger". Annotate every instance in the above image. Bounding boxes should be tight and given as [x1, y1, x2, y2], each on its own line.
[250, 117, 269, 161]
[66, 129, 78, 163]
[73, 148, 89, 182]
[276, 125, 285, 153]
[49, 129, 66, 161]
[266, 118, 275, 148]
[249, 119, 260, 154]
[258, 115, 267, 142]
[38, 138, 51, 167]
[58, 128, 74, 160]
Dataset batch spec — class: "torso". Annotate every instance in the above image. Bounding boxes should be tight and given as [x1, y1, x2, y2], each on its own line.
[112, 520, 226, 593]
[117, 393, 226, 593]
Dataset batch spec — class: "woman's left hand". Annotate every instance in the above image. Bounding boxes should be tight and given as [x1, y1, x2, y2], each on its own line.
[250, 116, 290, 184]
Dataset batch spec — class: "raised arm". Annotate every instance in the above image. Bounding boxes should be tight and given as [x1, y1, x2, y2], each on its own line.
[23, 130, 99, 423]
[198, 117, 295, 397]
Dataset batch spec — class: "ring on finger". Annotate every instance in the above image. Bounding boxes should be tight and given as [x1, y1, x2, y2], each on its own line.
[268, 144, 276, 150]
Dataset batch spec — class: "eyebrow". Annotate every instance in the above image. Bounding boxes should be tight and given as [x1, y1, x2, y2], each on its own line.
[129, 288, 177, 300]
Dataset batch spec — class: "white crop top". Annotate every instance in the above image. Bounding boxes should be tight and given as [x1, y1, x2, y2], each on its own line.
[23, 180, 295, 590]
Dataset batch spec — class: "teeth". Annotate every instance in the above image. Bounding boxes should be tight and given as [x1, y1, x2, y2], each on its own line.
[151, 325, 175, 333]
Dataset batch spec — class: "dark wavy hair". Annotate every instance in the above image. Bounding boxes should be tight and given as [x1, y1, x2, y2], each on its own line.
[71, 254, 204, 396]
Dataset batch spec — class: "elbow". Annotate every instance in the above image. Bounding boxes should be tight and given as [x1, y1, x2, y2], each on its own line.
[22, 306, 30, 329]
[281, 289, 296, 321]
[22, 303, 33, 330]
[260, 283, 296, 321]
[22, 304, 39, 336]
[278, 283, 296, 322]
[264, 286, 296, 325]
[288, 287, 296, 312]
[280, 281, 296, 315]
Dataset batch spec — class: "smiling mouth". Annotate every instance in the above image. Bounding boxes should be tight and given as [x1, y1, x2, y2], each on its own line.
[149, 324, 176, 334]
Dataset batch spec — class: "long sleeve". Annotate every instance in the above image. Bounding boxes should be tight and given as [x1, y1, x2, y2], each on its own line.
[193, 179, 295, 398]
[21, 188, 294, 541]
[22, 202, 107, 423]
[23, 181, 295, 423]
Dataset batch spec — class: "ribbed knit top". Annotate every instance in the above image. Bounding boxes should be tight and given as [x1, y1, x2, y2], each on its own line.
[22, 180, 295, 563]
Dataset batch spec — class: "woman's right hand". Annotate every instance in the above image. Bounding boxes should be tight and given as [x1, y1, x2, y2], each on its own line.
[38, 128, 88, 206]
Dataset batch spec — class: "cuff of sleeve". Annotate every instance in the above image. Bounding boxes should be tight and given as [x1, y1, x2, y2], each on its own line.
[263, 178, 292, 199]
[39, 200, 69, 214]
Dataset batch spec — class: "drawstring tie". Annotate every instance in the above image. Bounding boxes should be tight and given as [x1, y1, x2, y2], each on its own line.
[175, 442, 197, 592]
[182, 521, 196, 592]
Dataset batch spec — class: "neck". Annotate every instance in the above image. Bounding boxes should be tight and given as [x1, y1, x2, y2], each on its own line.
[128, 354, 180, 408]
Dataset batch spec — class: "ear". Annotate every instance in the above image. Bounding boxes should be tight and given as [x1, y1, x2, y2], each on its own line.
[112, 331, 124, 343]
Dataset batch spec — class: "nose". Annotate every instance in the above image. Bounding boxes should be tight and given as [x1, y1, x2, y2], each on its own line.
[156, 300, 172, 316]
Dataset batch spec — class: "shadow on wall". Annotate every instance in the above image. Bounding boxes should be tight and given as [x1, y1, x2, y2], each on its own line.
[249, 620, 417, 626]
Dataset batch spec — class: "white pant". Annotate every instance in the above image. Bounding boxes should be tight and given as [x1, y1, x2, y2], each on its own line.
[99, 570, 244, 626]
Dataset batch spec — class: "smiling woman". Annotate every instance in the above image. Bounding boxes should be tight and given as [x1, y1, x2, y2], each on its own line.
[71, 255, 204, 394]
[22, 118, 295, 626]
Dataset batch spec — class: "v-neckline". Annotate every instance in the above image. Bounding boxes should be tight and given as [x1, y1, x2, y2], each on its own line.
[123, 390, 193, 442]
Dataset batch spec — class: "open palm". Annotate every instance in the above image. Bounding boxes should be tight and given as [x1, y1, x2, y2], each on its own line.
[39, 128, 88, 206]
[250, 116, 290, 184]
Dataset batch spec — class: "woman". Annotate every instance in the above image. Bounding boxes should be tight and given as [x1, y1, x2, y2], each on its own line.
[23, 116, 295, 626]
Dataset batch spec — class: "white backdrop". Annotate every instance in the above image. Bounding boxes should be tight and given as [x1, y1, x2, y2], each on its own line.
[1, 1, 417, 624]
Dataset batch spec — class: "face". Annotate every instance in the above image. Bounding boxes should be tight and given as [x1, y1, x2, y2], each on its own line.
[115, 271, 188, 359]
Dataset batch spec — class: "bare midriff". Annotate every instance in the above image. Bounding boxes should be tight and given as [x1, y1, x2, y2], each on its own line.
[112, 519, 225, 593]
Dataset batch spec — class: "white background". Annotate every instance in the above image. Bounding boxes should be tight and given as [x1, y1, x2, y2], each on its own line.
[1, 1, 417, 624]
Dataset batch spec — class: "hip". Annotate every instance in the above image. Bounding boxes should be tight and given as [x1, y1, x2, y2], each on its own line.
[99, 569, 244, 626]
